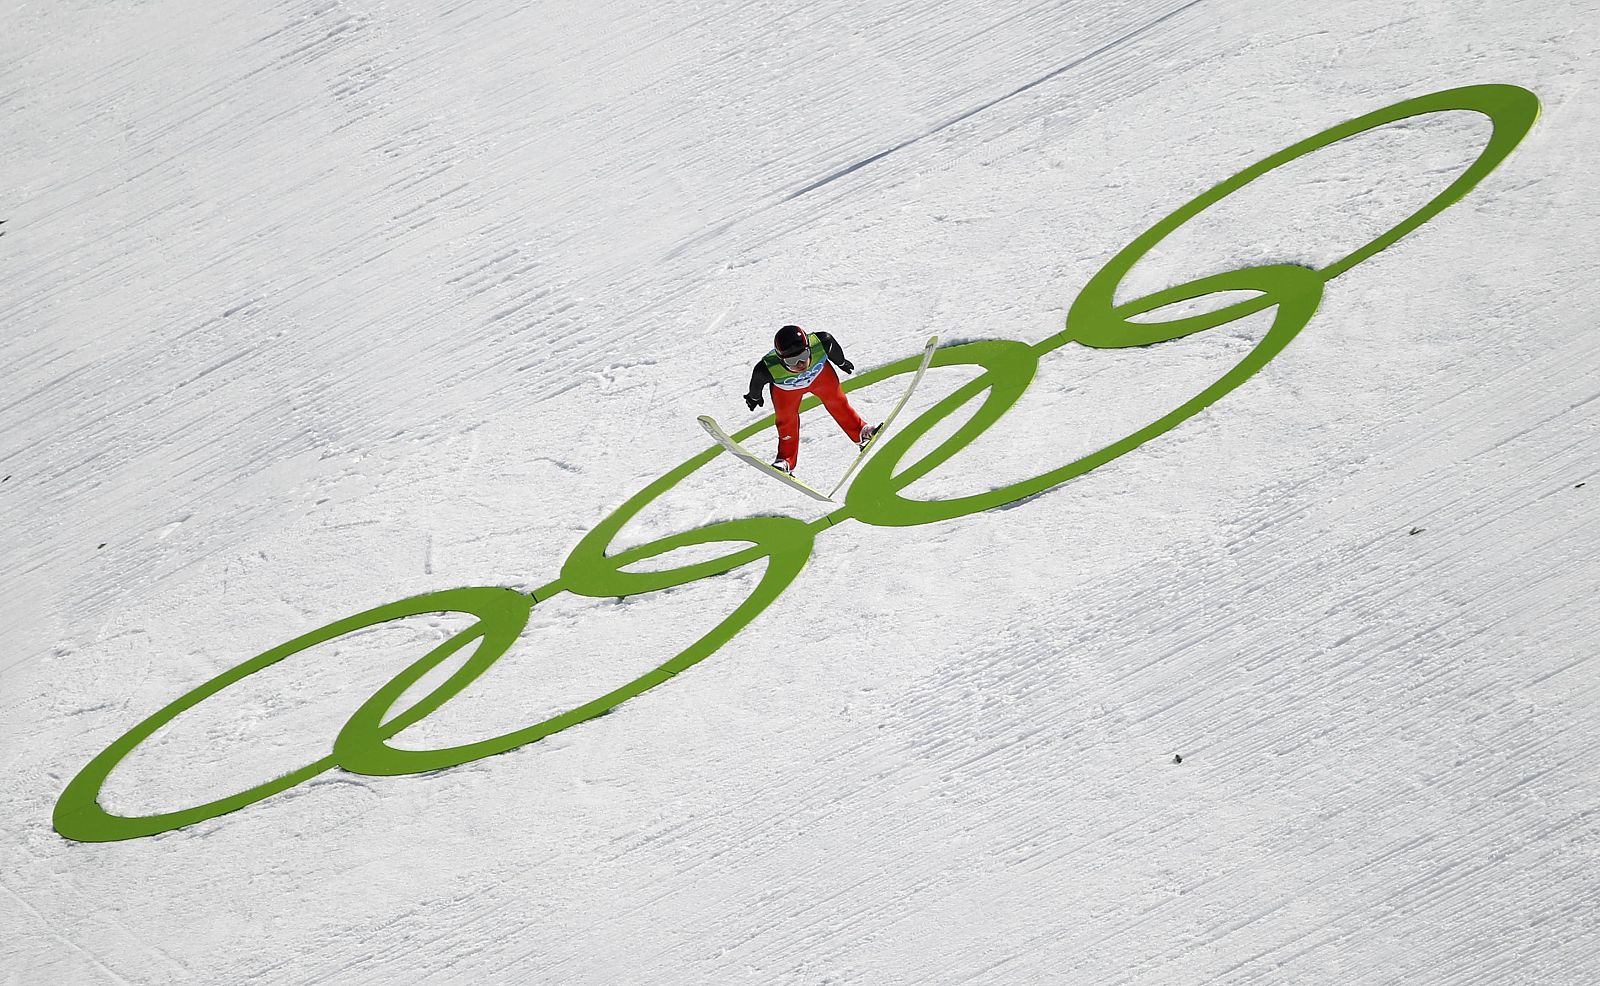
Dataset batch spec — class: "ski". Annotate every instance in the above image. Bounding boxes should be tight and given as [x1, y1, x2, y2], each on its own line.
[698, 415, 835, 501]
[700, 335, 939, 502]
[827, 335, 938, 498]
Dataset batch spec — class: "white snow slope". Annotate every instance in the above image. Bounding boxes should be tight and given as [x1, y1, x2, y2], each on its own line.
[3, 0, 1598, 983]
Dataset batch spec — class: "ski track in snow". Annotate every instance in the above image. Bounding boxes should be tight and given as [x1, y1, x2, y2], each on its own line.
[2, 0, 1598, 983]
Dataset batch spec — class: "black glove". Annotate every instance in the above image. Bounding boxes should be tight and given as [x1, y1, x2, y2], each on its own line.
[837, 358, 854, 374]
[744, 393, 763, 411]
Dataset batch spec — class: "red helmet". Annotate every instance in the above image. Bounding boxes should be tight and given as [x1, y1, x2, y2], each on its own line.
[774, 324, 808, 359]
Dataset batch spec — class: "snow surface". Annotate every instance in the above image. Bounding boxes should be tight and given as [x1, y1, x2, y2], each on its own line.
[3, 0, 1598, 982]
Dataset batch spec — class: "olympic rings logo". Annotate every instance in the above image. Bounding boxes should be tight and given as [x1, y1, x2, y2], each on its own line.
[54, 85, 1540, 842]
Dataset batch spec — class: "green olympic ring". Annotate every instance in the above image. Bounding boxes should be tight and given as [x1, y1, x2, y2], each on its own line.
[54, 84, 1540, 842]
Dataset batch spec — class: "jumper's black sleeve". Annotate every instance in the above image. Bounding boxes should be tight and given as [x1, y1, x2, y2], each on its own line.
[746, 360, 773, 402]
[816, 331, 848, 367]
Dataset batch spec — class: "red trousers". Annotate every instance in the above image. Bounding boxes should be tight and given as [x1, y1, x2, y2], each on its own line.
[771, 362, 867, 470]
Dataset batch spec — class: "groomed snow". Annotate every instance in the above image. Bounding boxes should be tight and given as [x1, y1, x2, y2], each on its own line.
[3, 0, 1597, 983]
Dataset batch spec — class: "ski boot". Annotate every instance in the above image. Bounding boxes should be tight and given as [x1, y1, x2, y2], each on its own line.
[857, 423, 882, 450]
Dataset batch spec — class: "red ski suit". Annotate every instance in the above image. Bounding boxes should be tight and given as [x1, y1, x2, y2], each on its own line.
[770, 361, 867, 471]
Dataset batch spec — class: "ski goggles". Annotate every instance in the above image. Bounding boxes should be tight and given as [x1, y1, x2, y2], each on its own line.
[779, 349, 812, 370]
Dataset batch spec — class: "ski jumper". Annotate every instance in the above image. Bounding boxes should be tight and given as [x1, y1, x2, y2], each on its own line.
[745, 330, 868, 471]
